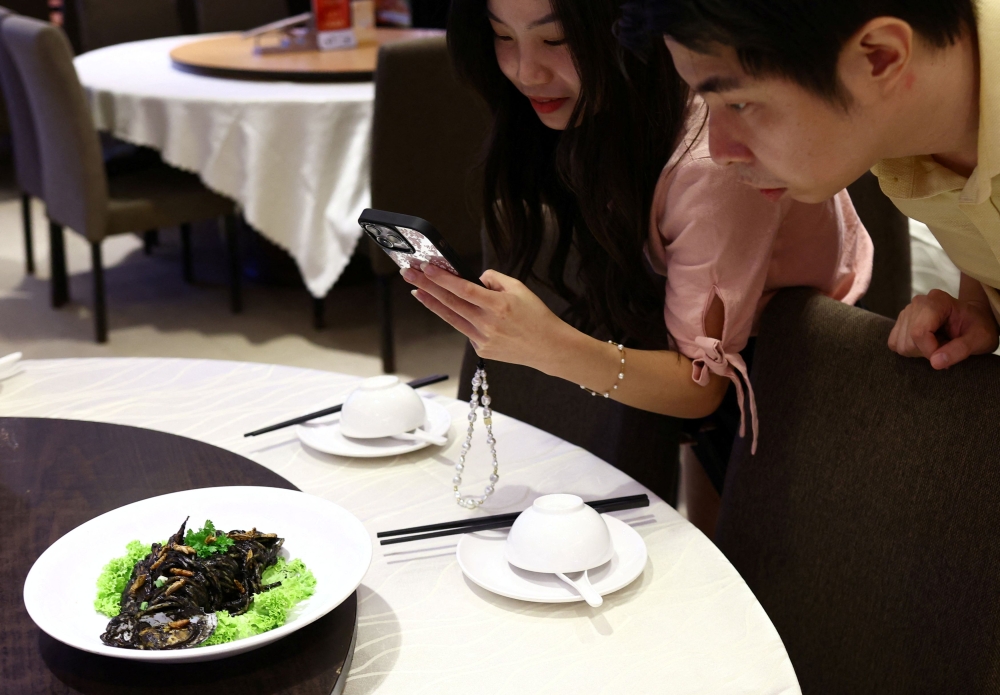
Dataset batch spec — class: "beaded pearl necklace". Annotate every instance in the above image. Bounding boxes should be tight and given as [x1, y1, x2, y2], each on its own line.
[453, 360, 499, 509]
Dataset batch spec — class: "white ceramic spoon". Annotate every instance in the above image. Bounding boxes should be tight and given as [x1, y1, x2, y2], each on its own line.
[555, 570, 603, 607]
[390, 429, 448, 447]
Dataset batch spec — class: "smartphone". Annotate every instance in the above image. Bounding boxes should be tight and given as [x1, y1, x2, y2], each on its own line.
[358, 208, 483, 285]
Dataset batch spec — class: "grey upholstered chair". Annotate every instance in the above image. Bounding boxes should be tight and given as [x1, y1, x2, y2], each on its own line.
[367, 36, 489, 372]
[4, 15, 237, 342]
[73, 0, 182, 52]
[718, 288, 1000, 694]
[0, 6, 39, 277]
[194, 0, 288, 33]
[847, 171, 912, 319]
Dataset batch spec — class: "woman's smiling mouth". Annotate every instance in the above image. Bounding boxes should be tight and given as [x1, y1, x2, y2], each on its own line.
[528, 96, 570, 114]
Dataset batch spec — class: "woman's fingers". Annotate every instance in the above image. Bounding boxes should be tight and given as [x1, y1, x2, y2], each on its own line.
[421, 263, 508, 310]
[410, 289, 487, 344]
[401, 267, 483, 324]
[479, 268, 523, 293]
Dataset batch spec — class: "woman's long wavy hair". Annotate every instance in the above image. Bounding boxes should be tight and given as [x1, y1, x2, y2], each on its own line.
[447, 0, 689, 346]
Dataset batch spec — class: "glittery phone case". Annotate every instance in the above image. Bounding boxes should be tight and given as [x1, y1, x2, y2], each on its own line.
[358, 208, 481, 284]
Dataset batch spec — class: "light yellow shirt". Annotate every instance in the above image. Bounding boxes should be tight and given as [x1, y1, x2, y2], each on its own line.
[872, 0, 1000, 320]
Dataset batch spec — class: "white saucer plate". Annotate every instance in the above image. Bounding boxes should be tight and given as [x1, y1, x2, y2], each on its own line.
[23, 486, 372, 663]
[296, 398, 451, 458]
[456, 515, 647, 604]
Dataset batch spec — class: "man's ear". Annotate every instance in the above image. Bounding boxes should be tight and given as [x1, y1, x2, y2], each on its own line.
[838, 17, 914, 103]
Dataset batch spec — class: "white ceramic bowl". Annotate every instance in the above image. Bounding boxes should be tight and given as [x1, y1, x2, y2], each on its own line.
[504, 494, 614, 574]
[340, 375, 426, 439]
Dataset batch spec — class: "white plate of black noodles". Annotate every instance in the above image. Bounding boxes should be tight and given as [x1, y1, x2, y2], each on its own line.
[23, 486, 372, 663]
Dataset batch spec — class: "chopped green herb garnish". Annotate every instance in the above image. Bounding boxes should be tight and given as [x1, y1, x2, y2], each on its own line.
[185, 520, 235, 558]
[155, 576, 167, 588]
[140, 601, 148, 611]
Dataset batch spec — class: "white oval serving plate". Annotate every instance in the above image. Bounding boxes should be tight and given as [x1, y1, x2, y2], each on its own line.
[23, 486, 372, 663]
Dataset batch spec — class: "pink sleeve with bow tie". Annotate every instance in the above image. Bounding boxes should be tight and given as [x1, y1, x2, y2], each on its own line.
[645, 143, 872, 454]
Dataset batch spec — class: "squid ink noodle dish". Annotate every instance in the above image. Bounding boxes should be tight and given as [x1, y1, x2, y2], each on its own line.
[97, 518, 313, 650]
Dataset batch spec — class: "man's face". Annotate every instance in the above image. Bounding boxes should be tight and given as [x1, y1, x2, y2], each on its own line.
[666, 38, 879, 203]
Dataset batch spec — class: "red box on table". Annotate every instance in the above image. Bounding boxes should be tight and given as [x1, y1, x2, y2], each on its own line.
[313, 0, 357, 49]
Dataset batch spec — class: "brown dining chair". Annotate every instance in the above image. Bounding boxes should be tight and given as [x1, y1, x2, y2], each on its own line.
[847, 171, 912, 320]
[4, 15, 238, 343]
[0, 6, 40, 277]
[718, 288, 1000, 694]
[73, 0, 182, 53]
[194, 0, 289, 33]
[367, 36, 489, 373]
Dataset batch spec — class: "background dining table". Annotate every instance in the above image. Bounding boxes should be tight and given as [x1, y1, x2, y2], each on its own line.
[74, 35, 379, 300]
[0, 357, 802, 694]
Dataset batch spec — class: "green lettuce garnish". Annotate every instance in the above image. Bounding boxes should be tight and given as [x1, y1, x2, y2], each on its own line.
[95, 537, 316, 647]
[184, 520, 234, 558]
[94, 540, 153, 617]
[201, 557, 316, 646]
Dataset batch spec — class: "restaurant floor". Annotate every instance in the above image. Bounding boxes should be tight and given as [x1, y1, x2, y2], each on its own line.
[0, 191, 466, 399]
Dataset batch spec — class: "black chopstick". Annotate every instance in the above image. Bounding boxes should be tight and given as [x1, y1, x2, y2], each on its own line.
[377, 494, 648, 538]
[378, 494, 649, 546]
[244, 374, 449, 437]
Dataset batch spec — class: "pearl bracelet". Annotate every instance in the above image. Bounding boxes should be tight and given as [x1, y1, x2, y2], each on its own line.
[579, 341, 626, 398]
[453, 360, 499, 509]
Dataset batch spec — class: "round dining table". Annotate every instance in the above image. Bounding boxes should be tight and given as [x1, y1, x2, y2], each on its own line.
[0, 358, 801, 694]
[74, 35, 392, 300]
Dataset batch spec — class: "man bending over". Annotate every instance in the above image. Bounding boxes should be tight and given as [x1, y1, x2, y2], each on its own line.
[622, 0, 998, 368]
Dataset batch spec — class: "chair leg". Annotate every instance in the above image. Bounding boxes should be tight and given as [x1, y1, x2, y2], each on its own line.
[49, 222, 69, 308]
[21, 193, 35, 276]
[143, 229, 158, 255]
[180, 223, 193, 283]
[313, 295, 326, 330]
[377, 274, 395, 373]
[223, 215, 242, 314]
[91, 242, 107, 343]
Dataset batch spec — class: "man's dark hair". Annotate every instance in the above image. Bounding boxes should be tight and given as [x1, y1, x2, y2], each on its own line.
[617, 0, 977, 103]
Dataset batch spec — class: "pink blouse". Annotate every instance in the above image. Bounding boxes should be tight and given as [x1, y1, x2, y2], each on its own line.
[645, 122, 873, 453]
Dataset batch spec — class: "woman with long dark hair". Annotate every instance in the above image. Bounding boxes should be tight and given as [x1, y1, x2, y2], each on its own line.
[402, 0, 873, 528]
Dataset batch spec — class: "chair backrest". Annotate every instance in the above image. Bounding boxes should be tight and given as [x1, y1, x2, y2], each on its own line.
[719, 288, 1000, 694]
[847, 171, 912, 319]
[194, 0, 288, 33]
[73, 0, 182, 53]
[369, 36, 489, 275]
[0, 7, 43, 198]
[456, 228, 682, 505]
[3, 15, 108, 237]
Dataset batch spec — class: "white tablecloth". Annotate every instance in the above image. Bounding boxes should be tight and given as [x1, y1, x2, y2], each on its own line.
[74, 37, 373, 298]
[0, 358, 801, 694]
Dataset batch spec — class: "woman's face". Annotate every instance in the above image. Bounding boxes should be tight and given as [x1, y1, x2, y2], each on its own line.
[487, 0, 581, 130]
